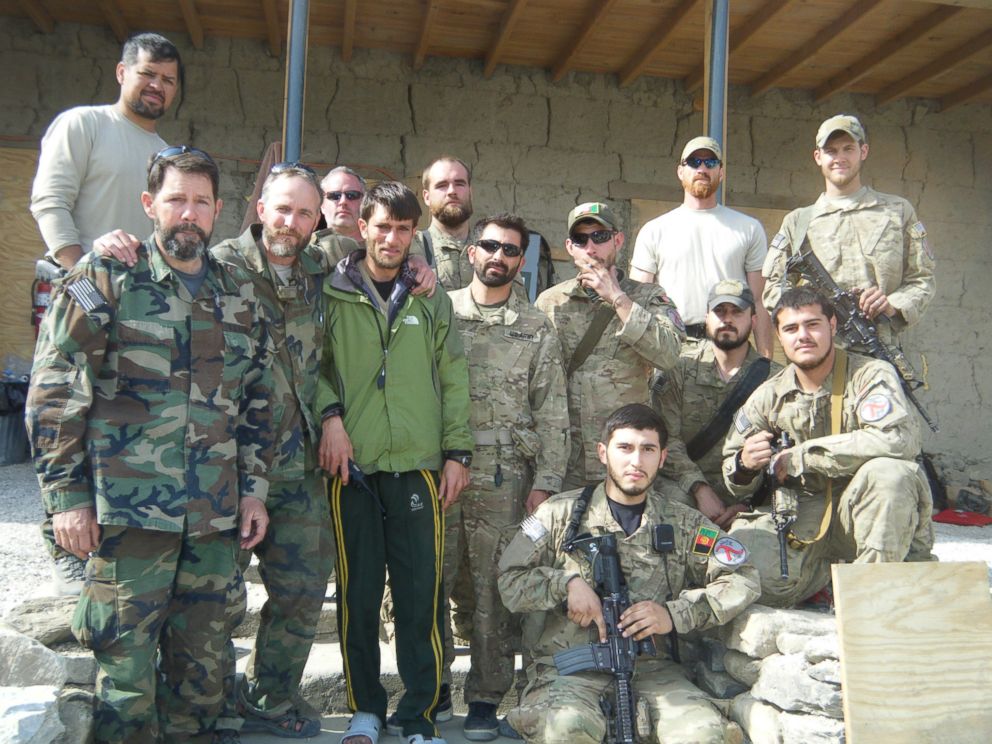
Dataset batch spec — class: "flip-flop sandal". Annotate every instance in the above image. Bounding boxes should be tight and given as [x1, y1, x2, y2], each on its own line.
[341, 711, 383, 744]
[240, 706, 322, 739]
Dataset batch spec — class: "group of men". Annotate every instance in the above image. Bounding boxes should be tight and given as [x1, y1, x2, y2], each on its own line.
[25, 30, 936, 744]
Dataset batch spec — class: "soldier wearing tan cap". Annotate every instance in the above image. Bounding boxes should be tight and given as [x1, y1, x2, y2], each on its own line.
[762, 115, 935, 351]
[630, 136, 773, 358]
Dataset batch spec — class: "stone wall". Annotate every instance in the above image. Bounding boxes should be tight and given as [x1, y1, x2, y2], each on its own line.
[1, 18, 990, 468]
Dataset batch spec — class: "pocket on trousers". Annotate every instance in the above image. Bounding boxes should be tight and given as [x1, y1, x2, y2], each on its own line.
[71, 557, 120, 651]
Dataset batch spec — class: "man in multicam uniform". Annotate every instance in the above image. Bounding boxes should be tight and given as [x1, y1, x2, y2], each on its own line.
[443, 213, 570, 741]
[25, 148, 274, 744]
[762, 114, 935, 351]
[653, 280, 780, 528]
[722, 287, 934, 608]
[416, 155, 476, 290]
[498, 404, 757, 744]
[536, 203, 685, 490]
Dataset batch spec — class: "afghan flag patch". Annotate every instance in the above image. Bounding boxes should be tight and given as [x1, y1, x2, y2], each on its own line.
[692, 526, 719, 556]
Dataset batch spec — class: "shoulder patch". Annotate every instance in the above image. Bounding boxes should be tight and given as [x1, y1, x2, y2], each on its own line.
[909, 221, 933, 260]
[520, 515, 548, 543]
[65, 277, 109, 313]
[769, 232, 787, 252]
[712, 536, 748, 567]
[734, 408, 751, 433]
[666, 306, 686, 334]
[858, 393, 892, 423]
[691, 526, 719, 557]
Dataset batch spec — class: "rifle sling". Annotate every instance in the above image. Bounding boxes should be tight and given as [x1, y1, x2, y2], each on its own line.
[685, 357, 771, 462]
[567, 302, 616, 377]
[788, 348, 846, 549]
[562, 485, 597, 551]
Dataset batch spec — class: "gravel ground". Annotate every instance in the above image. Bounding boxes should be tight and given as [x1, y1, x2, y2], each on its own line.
[1, 461, 990, 619]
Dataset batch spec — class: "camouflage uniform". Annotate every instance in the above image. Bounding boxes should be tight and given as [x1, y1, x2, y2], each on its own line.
[497, 484, 758, 744]
[212, 225, 344, 720]
[536, 277, 685, 489]
[721, 352, 934, 607]
[26, 242, 274, 743]
[762, 187, 935, 348]
[416, 223, 473, 291]
[442, 287, 570, 705]
[654, 341, 781, 504]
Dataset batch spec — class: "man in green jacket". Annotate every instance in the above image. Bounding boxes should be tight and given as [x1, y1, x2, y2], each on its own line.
[316, 181, 473, 744]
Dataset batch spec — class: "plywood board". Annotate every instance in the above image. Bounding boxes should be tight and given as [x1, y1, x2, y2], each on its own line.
[832, 561, 992, 744]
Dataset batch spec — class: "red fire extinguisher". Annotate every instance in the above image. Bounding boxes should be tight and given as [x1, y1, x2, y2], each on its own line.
[32, 260, 61, 337]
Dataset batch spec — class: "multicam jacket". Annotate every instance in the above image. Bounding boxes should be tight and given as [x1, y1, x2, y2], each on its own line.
[26, 240, 274, 535]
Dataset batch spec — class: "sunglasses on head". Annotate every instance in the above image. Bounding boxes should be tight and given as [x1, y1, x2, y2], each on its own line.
[270, 160, 317, 177]
[152, 145, 215, 165]
[325, 190, 363, 202]
[569, 229, 614, 247]
[474, 238, 524, 257]
[683, 156, 721, 169]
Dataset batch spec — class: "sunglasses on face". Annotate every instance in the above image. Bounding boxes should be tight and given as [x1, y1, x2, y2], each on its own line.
[683, 156, 721, 169]
[270, 160, 317, 177]
[569, 229, 614, 247]
[325, 190, 363, 202]
[474, 238, 524, 257]
[152, 145, 215, 165]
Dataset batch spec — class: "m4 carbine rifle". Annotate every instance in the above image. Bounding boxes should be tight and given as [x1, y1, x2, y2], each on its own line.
[784, 244, 938, 432]
[554, 533, 655, 744]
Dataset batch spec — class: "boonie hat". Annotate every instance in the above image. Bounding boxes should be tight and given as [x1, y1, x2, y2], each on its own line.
[707, 279, 754, 311]
[680, 136, 723, 163]
[567, 202, 619, 234]
[816, 115, 866, 148]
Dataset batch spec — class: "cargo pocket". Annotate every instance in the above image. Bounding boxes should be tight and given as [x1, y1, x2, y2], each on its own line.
[70, 557, 120, 651]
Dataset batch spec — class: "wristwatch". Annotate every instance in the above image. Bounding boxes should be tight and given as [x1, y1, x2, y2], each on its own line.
[443, 450, 472, 468]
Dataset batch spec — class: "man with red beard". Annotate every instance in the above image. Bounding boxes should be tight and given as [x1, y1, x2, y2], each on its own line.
[630, 137, 773, 357]
[417, 156, 476, 290]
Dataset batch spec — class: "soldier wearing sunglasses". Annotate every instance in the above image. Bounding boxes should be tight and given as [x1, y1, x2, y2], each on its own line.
[630, 136, 773, 358]
[536, 203, 686, 490]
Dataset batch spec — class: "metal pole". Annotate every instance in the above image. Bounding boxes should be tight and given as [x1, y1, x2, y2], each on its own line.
[283, 0, 310, 162]
[704, 0, 730, 203]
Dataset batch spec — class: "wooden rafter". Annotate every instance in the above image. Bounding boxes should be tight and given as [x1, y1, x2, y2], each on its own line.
[750, 0, 884, 97]
[552, 0, 620, 82]
[684, 0, 791, 94]
[877, 26, 992, 104]
[18, 0, 54, 33]
[96, 0, 129, 43]
[413, 0, 442, 70]
[178, 0, 204, 49]
[484, 0, 529, 78]
[261, 0, 281, 57]
[940, 70, 992, 109]
[342, 0, 358, 61]
[618, 0, 698, 88]
[814, 6, 963, 102]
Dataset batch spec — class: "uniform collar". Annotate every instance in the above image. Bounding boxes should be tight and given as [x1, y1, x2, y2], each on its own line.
[234, 224, 325, 281]
[450, 285, 521, 325]
[583, 482, 663, 538]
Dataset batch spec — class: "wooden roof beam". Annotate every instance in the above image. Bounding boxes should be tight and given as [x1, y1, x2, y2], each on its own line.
[342, 0, 357, 62]
[96, 0, 129, 44]
[178, 0, 204, 49]
[414, 0, 442, 70]
[483, 0, 529, 78]
[814, 6, 963, 102]
[18, 0, 54, 34]
[684, 0, 791, 94]
[551, 0, 620, 82]
[877, 26, 992, 104]
[618, 0, 698, 88]
[749, 0, 884, 97]
[940, 70, 992, 110]
[261, 0, 281, 58]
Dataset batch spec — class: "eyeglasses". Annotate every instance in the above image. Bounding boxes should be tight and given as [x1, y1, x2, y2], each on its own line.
[325, 190, 363, 202]
[271, 161, 317, 177]
[683, 156, 721, 169]
[474, 238, 524, 257]
[152, 145, 214, 165]
[569, 229, 614, 247]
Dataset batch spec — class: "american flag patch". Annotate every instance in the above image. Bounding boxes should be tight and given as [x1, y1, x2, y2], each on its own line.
[66, 277, 108, 313]
[520, 515, 548, 542]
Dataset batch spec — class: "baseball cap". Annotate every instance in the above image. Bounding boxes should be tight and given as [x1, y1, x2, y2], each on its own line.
[680, 136, 723, 163]
[707, 279, 754, 311]
[815, 115, 866, 148]
[567, 202, 619, 234]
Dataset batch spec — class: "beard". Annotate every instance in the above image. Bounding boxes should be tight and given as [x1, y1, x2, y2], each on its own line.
[126, 91, 166, 120]
[475, 260, 516, 287]
[686, 175, 719, 199]
[264, 225, 307, 259]
[606, 459, 657, 499]
[792, 339, 834, 370]
[369, 244, 406, 271]
[709, 326, 751, 351]
[158, 221, 209, 261]
[432, 199, 473, 228]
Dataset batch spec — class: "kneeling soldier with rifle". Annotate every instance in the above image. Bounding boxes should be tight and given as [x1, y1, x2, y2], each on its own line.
[498, 404, 759, 744]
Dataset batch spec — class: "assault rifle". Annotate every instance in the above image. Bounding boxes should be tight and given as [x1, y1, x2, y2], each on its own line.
[784, 244, 938, 432]
[768, 431, 796, 580]
[555, 533, 654, 744]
